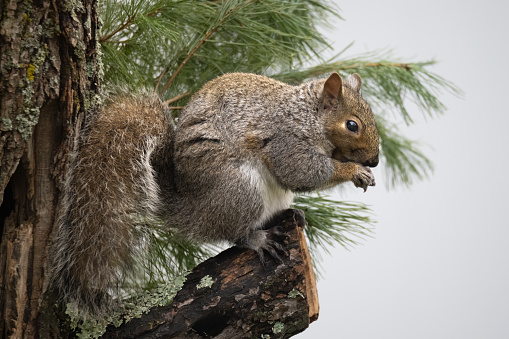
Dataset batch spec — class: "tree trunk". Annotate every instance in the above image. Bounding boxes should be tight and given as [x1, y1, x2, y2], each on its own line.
[0, 0, 100, 337]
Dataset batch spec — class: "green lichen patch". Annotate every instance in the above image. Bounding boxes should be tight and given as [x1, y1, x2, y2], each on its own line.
[16, 45, 50, 141]
[16, 107, 39, 140]
[75, 41, 86, 61]
[197, 275, 214, 289]
[68, 274, 187, 339]
[287, 289, 304, 299]
[272, 321, 284, 334]
[1, 118, 13, 131]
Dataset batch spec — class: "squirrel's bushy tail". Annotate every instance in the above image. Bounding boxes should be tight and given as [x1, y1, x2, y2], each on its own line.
[51, 94, 173, 315]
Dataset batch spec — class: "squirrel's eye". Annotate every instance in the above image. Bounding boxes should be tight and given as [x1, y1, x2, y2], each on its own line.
[346, 120, 358, 133]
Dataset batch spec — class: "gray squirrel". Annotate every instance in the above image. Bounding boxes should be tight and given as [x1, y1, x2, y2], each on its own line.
[50, 72, 379, 314]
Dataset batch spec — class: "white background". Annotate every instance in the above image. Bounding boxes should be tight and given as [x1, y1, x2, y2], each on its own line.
[298, 0, 509, 338]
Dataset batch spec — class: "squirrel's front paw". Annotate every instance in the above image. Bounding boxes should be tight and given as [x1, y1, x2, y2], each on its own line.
[353, 165, 376, 192]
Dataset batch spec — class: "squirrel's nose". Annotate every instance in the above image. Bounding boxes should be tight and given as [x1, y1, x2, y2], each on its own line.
[366, 155, 379, 168]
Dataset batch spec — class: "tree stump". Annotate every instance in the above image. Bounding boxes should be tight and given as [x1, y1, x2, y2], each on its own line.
[103, 209, 319, 338]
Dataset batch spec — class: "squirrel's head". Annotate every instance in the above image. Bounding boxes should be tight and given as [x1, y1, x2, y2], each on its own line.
[321, 73, 379, 168]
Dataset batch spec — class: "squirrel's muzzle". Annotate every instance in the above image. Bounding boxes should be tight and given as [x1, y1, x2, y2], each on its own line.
[365, 155, 379, 168]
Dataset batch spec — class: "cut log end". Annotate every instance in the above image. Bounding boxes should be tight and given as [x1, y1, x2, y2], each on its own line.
[104, 209, 319, 338]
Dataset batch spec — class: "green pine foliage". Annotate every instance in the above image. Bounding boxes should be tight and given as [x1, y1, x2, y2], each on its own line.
[293, 194, 374, 278]
[98, 0, 459, 286]
[100, 0, 340, 101]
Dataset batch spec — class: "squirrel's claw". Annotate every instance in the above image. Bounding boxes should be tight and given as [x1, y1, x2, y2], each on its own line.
[240, 227, 289, 264]
[353, 165, 376, 192]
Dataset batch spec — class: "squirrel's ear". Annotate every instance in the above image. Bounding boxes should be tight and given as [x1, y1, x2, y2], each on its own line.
[324, 73, 343, 99]
[346, 73, 362, 92]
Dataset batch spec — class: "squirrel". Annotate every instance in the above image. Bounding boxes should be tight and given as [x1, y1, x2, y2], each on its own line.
[50, 72, 379, 314]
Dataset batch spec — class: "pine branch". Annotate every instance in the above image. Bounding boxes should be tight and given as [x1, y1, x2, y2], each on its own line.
[99, 12, 137, 43]
[156, 0, 256, 96]
[162, 92, 190, 106]
[101, 0, 339, 98]
[274, 53, 461, 124]
[341, 61, 411, 70]
[156, 26, 218, 96]
[100, 2, 164, 43]
[273, 59, 412, 83]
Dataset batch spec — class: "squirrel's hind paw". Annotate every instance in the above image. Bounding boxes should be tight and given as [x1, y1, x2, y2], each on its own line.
[240, 227, 289, 264]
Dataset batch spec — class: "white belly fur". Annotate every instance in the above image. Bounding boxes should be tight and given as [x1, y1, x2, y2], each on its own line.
[239, 162, 294, 230]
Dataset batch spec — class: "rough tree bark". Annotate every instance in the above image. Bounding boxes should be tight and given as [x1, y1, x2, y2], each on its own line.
[0, 0, 101, 337]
